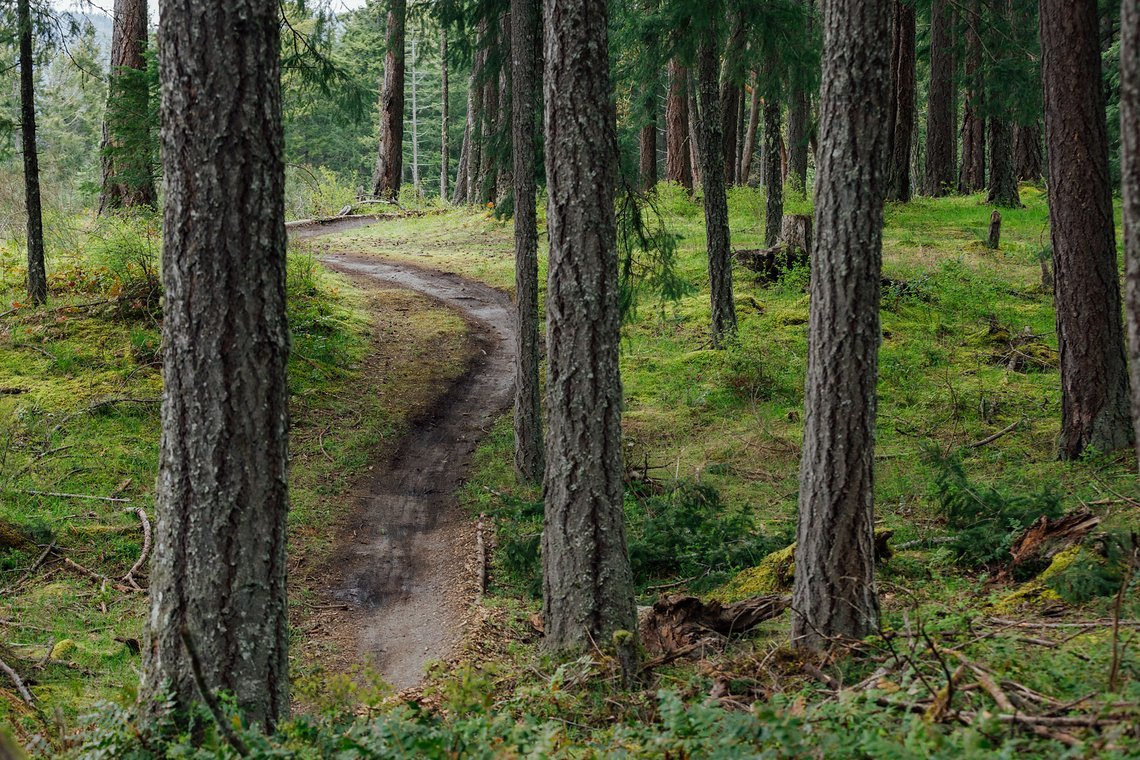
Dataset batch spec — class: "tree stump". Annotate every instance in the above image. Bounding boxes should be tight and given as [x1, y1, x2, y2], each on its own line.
[734, 214, 813, 284]
[780, 214, 813, 256]
[987, 209, 1002, 249]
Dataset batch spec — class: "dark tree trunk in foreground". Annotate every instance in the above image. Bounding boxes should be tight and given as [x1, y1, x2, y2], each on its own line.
[512, 0, 543, 484]
[886, 0, 915, 202]
[18, 0, 45, 306]
[923, 0, 954, 195]
[1041, 0, 1132, 459]
[639, 112, 658, 191]
[371, 0, 407, 199]
[541, 0, 637, 654]
[441, 29, 450, 200]
[1014, 121, 1043, 182]
[1123, 0, 1140, 469]
[665, 59, 692, 189]
[143, 0, 289, 731]
[763, 97, 784, 246]
[697, 25, 737, 345]
[959, 0, 986, 193]
[99, 0, 156, 213]
[792, 0, 889, 650]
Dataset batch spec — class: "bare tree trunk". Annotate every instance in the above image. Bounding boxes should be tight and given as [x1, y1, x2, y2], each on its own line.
[923, 0, 954, 195]
[1014, 121, 1043, 182]
[763, 97, 784, 246]
[371, 0, 407, 199]
[987, 112, 1020, 207]
[740, 75, 761, 182]
[512, 0, 542, 483]
[495, 17, 513, 207]
[697, 23, 737, 345]
[959, 0, 986, 193]
[1042, 0, 1133, 458]
[720, 17, 745, 185]
[792, 0, 890, 650]
[467, 40, 487, 203]
[639, 116, 658, 192]
[18, 0, 45, 307]
[886, 0, 915, 202]
[453, 83, 471, 203]
[688, 86, 702, 188]
[143, 0, 289, 731]
[441, 29, 449, 200]
[411, 39, 420, 194]
[541, 0, 637, 656]
[1122, 0, 1140, 470]
[99, 0, 156, 214]
[665, 59, 692, 189]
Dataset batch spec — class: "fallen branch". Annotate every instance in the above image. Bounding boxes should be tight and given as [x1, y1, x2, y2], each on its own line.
[0, 651, 35, 707]
[989, 617, 1140, 630]
[0, 541, 55, 597]
[122, 508, 152, 591]
[180, 627, 250, 758]
[966, 419, 1021, 448]
[62, 558, 139, 594]
[22, 490, 130, 504]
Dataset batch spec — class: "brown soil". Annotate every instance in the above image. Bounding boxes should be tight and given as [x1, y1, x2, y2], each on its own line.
[290, 219, 516, 691]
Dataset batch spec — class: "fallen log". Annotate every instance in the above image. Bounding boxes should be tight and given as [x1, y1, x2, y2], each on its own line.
[638, 593, 789, 657]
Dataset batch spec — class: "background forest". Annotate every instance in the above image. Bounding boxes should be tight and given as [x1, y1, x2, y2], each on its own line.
[0, 0, 1138, 758]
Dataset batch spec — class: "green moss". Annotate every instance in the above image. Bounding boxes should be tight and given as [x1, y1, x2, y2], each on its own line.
[709, 543, 796, 603]
[991, 544, 1083, 614]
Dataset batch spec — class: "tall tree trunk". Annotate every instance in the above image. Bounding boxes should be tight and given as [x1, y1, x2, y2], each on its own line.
[639, 115, 658, 192]
[371, 0, 407, 199]
[886, 0, 915, 202]
[1014, 121, 1043, 181]
[791, 0, 890, 650]
[495, 13, 514, 205]
[453, 80, 472, 204]
[1121, 0, 1140, 469]
[99, 0, 156, 214]
[18, 0, 45, 307]
[441, 29, 450, 200]
[687, 86, 702, 188]
[720, 17, 745, 186]
[1041, 0, 1133, 458]
[411, 39, 420, 194]
[959, 0, 986, 193]
[476, 24, 502, 204]
[512, 0, 543, 483]
[541, 0, 637, 655]
[665, 59, 692, 189]
[923, 0, 954, 195]
[763, 97, 784, 246]
[740, 75, 761, 183]
[735, 86, 747, 183]
[987, 113, 1020, 206]
[467, 41, 487, 203]
[787, 90, 809, 195]
[143, 0, 289, 730]
[697, 24, 737, 346]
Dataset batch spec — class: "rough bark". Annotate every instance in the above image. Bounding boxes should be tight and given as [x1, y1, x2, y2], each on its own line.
[740, 75, 761, 182]
[143, 0, 289, 731]
[923, 0, 955, 195]
[697, 27, 737, 346]
[787, 91, 809, 195]
[476, 21, 502, 205]
[791, 0, 890, 650]
[371, 0, 407, 199]
[665, 59, 692, 189]
[18, 0, 45, 306]
[1123, 0, 1140, 470]
[987, 113, 1021, 207]
[722, 84, 740, 185]
[687, 87, 702, 188]
[441, 29, 450, 200]
[512, 0, 543, 484]
[1041, 0, 1133, 459]
[639, 117, 658, 192]
[959, 0, 986, 193]
[467, 40, 487, 203]
[886, 0, 915, 202]
[1014, 121, 1043, 182]
[495, 13, 513, 205]
[763, 98, 784, 247]
[99, 0, 156, 214]
[541, 0, 637, 653]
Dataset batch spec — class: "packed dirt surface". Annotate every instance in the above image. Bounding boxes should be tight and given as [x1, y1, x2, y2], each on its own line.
[291, 219, 516, 690]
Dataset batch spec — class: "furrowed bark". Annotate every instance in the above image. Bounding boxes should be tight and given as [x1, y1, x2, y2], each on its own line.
[18, 0, 46, 307]
[371, 0, 407, 199]
[1123, 0, 1140, 470]
[923, 0, 954, 195]
[665, 59, 692, 189]
[886, 0, 915, 202]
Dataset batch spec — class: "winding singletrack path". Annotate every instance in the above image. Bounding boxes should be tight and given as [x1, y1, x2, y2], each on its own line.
[291, 219, 516, 689]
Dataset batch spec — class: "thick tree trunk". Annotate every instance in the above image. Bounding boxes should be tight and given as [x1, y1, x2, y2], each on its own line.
[541, 0, 637, 654]
[411, 40, 420, 194]
[959, 0, 986, 193]
[495, 13, 514, 205]
[1041, 0, 1133, 459]
[99, 0, 156, 214]
[792, 0, 889, 650]
[787, 90, 809, 195]
[441, 29, 450, 200]
[467, 41, 487, 203]
[18, 0, 45, 306]
[665, 59, 692, 189]
[371, 0, 407, 199]
[923, 0, 954, 195]
[740, 76, 761, 183]
[987, 115, 1020, 207]
[143, 0, 289, 730]
[763, 98, 784, 247]
[452, 82, 472, 204]
[886, 0, 915, 202]
[639, 118, 658, 192]
[512, 0, 543, 484]
[1014, 121, 1043, 182]
[1122, 0, 1140, 469]
[697, 26, 737, 346]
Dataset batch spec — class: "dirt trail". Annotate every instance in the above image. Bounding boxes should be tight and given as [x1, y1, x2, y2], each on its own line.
[291, 220, 516, 689]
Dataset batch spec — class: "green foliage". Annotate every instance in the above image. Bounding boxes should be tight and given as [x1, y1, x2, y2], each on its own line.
[616, 189, 695, 324]
[1048, 530, 1140, 605]
[927, 449, 1064, 570]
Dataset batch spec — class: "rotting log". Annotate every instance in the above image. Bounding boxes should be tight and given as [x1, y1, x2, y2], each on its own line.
[734, 214, 813, 285]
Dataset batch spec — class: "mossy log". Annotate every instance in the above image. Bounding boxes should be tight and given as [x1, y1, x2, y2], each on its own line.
[0, 519, 33, 552]
[734, 214, 813, 285]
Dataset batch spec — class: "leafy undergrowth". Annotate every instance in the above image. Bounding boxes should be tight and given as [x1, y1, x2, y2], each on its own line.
[0, 211, 470, 744]
[316, 186, 1140, 756]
